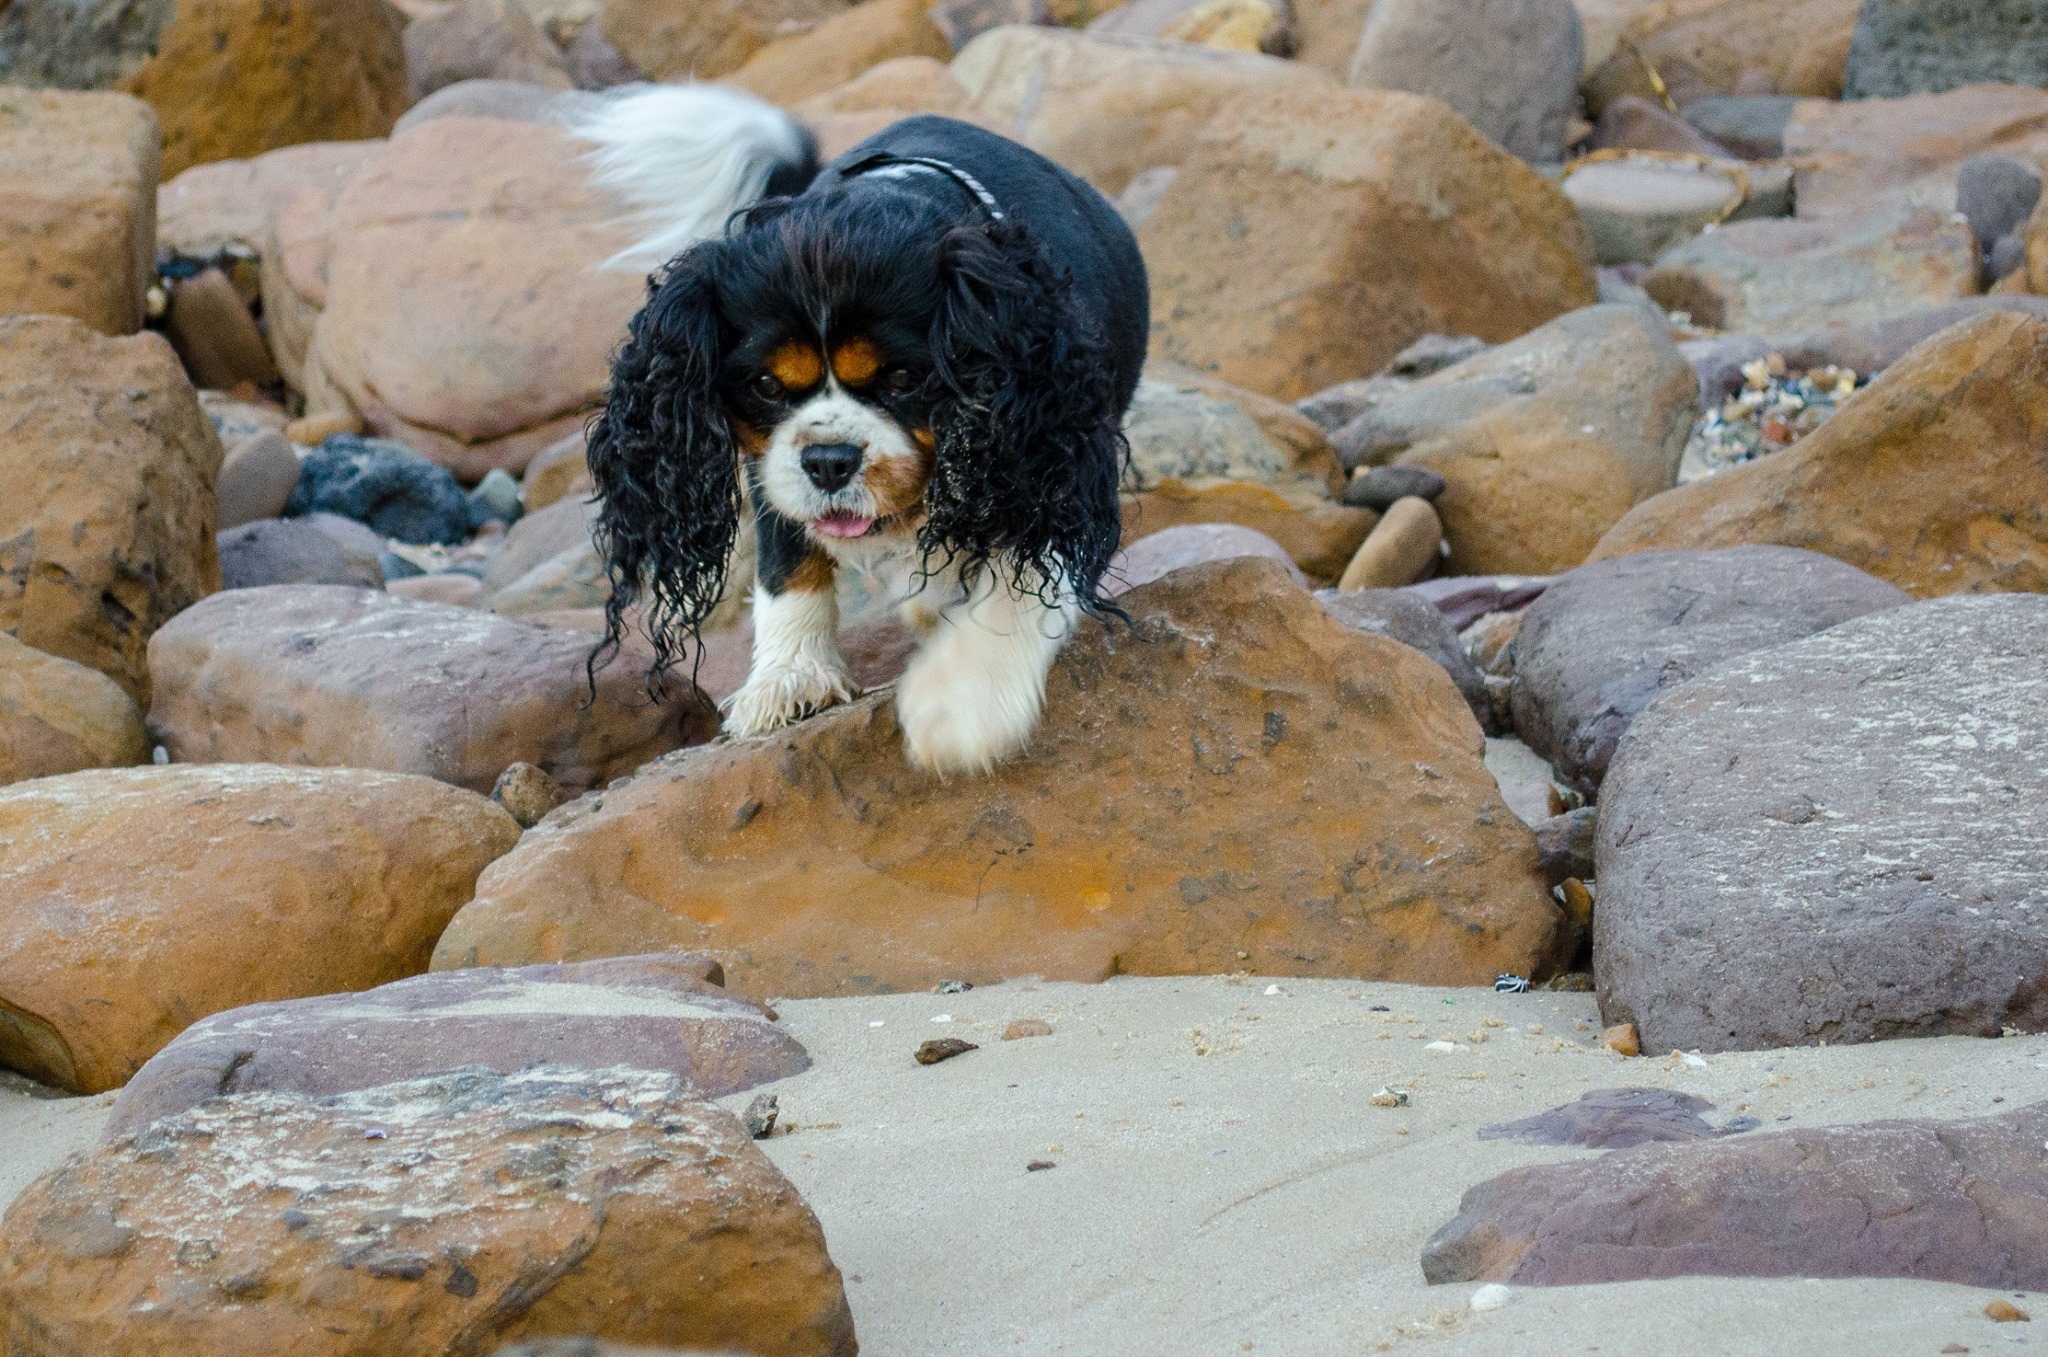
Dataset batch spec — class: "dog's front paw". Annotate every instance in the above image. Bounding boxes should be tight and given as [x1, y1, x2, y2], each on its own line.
[722, 662, 856, 738]
[896, 642, 1045, 776]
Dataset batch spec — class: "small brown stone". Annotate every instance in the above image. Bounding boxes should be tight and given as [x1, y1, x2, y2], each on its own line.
[493, 761, 568, 828]
[1338, 496, 1442, 591]
[1002, 1019, 1053, 1041]
[915, 1038, 978, 1065]
[744, 1092, 780, 1139]
[1986, 1301, 2031, 1323]
[1600, 1022, 1641, 1057]
[163, 267, 279, 390]
[1558, 879, 1594, 930]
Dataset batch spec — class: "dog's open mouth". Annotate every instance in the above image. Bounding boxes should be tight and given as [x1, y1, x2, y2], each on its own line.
[812, 510, 880, 539]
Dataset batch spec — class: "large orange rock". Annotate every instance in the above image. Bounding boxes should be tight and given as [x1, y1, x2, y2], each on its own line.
[1120, 479, 1375, 583]
[1139, 86, 1597, 401]
[1785, 83, 2048, 223]
[0, 316, 221, 705]
[951, 26, 1330, 194]
[599, 0, 853, 81]
[0, 633, 147, 787]
[0, 1067, 857, 1357]
[729, 0, 952, 107]
[0, 87, 158, 336]
[313, 117, 645, 480]
[432, 559, 1568, 997]
[0, 764, 520, 1094]
[1580, 0, 1860, 117]
[1591, 310, 2048, 596]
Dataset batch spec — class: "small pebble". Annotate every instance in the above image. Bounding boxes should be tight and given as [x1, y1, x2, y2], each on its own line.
[936, 979, 973, 994]
[1342, 464, 1446, 512]
[1424, 1040, 1462, 1053]
[1026, 1160, 1056, 1172]
[916, 1037, 978, 1065]
[742, 1093, 778, 1139]
[1369, 1087, 1409, 1107]
[1601, 1023, 1641, 1057]
[1986, 1300, 2030, 1323]
[1942, 1343, 1970, 1353]
[1469, 1283, 1512, 1312]
[1003, 1019, 1054, 1040]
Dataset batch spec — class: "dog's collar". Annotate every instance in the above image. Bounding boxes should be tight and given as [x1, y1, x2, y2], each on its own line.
[837, 151, 1007, 222]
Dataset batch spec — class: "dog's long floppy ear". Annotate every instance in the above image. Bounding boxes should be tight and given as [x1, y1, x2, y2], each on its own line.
[586, 246, 739, 691]
[925, 220, 1126, 614]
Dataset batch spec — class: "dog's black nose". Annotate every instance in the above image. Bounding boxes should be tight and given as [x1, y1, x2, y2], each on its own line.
[800, 442, 863, 493]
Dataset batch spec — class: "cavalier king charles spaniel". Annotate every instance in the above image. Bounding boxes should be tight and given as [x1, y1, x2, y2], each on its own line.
[572, 86, 1148, 774]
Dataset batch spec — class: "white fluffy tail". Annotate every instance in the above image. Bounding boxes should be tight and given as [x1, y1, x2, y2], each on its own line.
[562, 84, 815, 271]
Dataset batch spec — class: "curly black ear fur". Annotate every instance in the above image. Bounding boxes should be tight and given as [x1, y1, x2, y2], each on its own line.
[925, 220, 1127, 616]
[585, 248, 739, 694]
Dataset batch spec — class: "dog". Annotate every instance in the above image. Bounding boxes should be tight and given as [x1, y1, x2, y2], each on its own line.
[573, 87, 1149, 773]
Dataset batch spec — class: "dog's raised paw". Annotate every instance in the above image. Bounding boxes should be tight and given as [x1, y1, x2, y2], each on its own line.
[722, 663, 856, 737]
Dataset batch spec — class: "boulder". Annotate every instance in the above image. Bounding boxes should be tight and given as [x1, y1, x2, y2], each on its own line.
[1562, 158, 1746, 265]
[598, 0, 853, 81]
[236, 142, 388, 390]
[521, 432, 593, 512]
[1111, 523, 1304, 593]
[435, 560, 1564, 995]
[1343, 464, 1444, 511]
[1581, 0, 1860, 117]
[1124, 374, 1341, 492]
[216, 519, 387, 590]
[950, 26, 1331, 195]
[0, 1069, 857, 1357]
[1591, 311, 2048, 596]
[0, 316, 221, 705]
[1119, 480, 1375, 583]
[1782, 83, 2048, 223]
[216, 431, 303, 530]
[1335, 495, 1441, 589]
[1596, 594, 2048, 1053]
[481, 495, 603, 594]
[1775, 295, 2048, 377]
[728, 0, 952, 107]
[1346, 0, 1582, 164]
[1476, 1087, 1754, 1149]
[161, 265, 278, 389]
[0, 634, 147, 786]
[792, 54, 972, 119]
[157, 139, 380, 262]
[1956, 154, 2042, 253]
[285, 434, 476, 545]
[1843, 0, 2048, 100]
[1088, 0, 1296, 58]
[1680, 94, 1798, 160]
[1140, 86, 1596, 401]
[1424, 1101, 2048, 1289]
[1315, 586, 1492, 731]
[0, 0, 174, 88]
[1509, 547, 1910, 796]
[106, 955, 808, 1137]
[1330, 304, 1695, 575]
[0, 764, 519, 1093]
[403, 0, 574, 99]
[147, 586, 716, 795]
[1289, 0, 1374, 75]
[0, 87, 158, 335]
[312, 116, 645, 479]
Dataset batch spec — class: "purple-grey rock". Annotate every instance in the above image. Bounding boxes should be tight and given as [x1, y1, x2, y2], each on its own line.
[1477, 1086, 1755, 1150]
[1342, 465, 1445, 512]
[1405, 574, 1550, 631]
[217, 518, 386, 591]
[1679, 95, 1797, 161]
[1596, 594, 2048, 1053]
[1111, 524, 1303, 595]
[1316, 586, 1494, 732]
[1778, 296, 2048, 376]
[1955, 154, 2043, 251]
[1531, 805, 1596, 882]
[1511, 547, 1910, 796]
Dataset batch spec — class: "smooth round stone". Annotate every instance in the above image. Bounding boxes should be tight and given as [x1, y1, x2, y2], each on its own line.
[1343, 465, 1447, 512]
[1564, 160, 1744, 265]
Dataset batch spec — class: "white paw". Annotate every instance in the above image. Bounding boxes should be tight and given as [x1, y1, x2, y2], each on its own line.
[896, 644, 1045, 776]
[722, 662, 856, 738]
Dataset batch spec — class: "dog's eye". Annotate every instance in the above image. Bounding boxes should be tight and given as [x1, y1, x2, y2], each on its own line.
[882, 367, 919, 395]
[750, 372, 785, 401]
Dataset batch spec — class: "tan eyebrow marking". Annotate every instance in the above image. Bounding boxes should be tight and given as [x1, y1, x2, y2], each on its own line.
[765, 340, 823, 392]
[831, 335, 885, 387]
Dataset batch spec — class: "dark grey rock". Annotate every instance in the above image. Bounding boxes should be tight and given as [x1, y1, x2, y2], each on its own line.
[1955, 154, 2042, 251]
[1844, 0, 2048, 100]
[217, 519, 386, 591]
[1477, 1086, 1756, 1150]
[1316, 587, 1495, 733]
[1511, 546, 1909, 796]
[1678, 95, 1798, 161]
[561, 18, 642, 89]
[1778, 296, 2048, 376]
[1990, 230, 2029, 282]
[0, 0, 174, 90]
[1596, 593, 2048, 1054]
[286, 433, 474, 545]
[1385, 333, 1488, 379]
[1531, 805, 1596, 881]
[1342, 465, 1445, 512]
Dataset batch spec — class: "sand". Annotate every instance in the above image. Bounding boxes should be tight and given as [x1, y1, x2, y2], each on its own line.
[3, 977, 2043, 1355]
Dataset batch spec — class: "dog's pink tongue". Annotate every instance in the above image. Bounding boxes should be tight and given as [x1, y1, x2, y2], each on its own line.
[813, 512, 875, 539]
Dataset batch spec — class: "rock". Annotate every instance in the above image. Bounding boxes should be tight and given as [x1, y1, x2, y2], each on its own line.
[388, 572, 485, 607]
[1956, 154, 2043, 252]
[1988, 1301, 2032, 1324]
[1422, 1102, 2048, 1288]
[394, 76, 575, 132]
[148, 585, 717, 795]
[1408, 574, 1550, 631]
[1644, 205, 1978, 338]
[1597, 1022, 1639, 1057]
[481, 495, 603, 594]
[216, 431, 302, 530]
[106, 955, 806, 1137]
[1336, 497, 1441, 591]
[1333, 304, 1695, 576]
[1123, 374, 1339, 492]
[1113, 523, 1303, 593]
[1315, 586, 1493, 731]
[1992, 229, 2028, 282]
[312, 115, 646, 479]
[1581, 0, 1859, 117]
[1595, 593, 2048, 1053]
[1590, 94, 1734, 158]
[1680, 94, 1798, 160]
[0, 764, 518, 1093]
[1590, 311, 2048, 596]
[928, 0, 1048, 52]
[599, 0, 853, 81]
[560, 18, 644, 88]
[792, 54, 971, 119]
[468, 467, 525, 525]
[1678, 332, 1774, 406]
[0, 0, 175, 88]
[1140, 85, 1596, 401]
[1509, 547, 1909, 796]
[404, 0, 573, 99]
[1343, 465, 1445, 512]
[1002, 1018, 1053, 1039]
[915, 1037, 978, 1064]
[522, 431, 593, 511]
[285, 434, 475, 545]
[1346, 0, 1582, 164]
[157, 140, 378, 265]
[0, 316, 221, 704]
[216, 519, 387, 590]
[484, 540, 613, 615]
[432, 559, 1567, 995]
[950, 27, 1331, 196]
[1563, 158, 1746, 265]
[1775, 296, 2048, 377]
[1479, 1087, 1751, 1149]
[492, 760, 567, 826]
[299, 511, 388, 573]
[0, 1068, 857, 1356]
[1089, 0, 1295, 58]
[1783, 84, 2048, 223]
[1531, 805, 1596, 881]
[1121, 480, 1374, 583]
[0, 634, 147, 786]
[728, 0, 951, 107]
[0, 88, 158, 335]
[1843, 0, 2048, 100]
[161, 265, 280, 389]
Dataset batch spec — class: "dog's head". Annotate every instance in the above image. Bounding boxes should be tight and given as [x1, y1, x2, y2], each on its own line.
[587, 186, 1127, 686]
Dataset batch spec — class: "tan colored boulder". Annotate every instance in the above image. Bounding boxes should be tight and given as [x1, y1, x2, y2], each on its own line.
[522, 430, 595, 511]
[147, 585, 717, 795]
[313, 117, 645, 479]
[1581, 0, 1859, 117]
[0, 764, 520, 1094]
[160, 139, 383, 262]
[432, 559, 1568, 997]
[0, 1068, 857, 1357]
[600, 0, 853, 81]
[0, 316, 222, 705]
[1139, 86, 1597, 401]
[1120, 479, 1375, 582]
[403, 0, 575, 99]
[1336, 495, 1441, 590]
[0, 634, 147, 787]
[117, 0, 408, 178]
[1290, 0, 1375, 76]
[792, 53, 972, 118]
[1141, 360, 1346, 492]
[254, 142, 388, 391]
[951, 26, 1331, 194]
[729, 0, 952, 107]
[1786, 84, 2048, 224]
[0, 87, 158, 336]
[1591, 310, 2048, 596]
